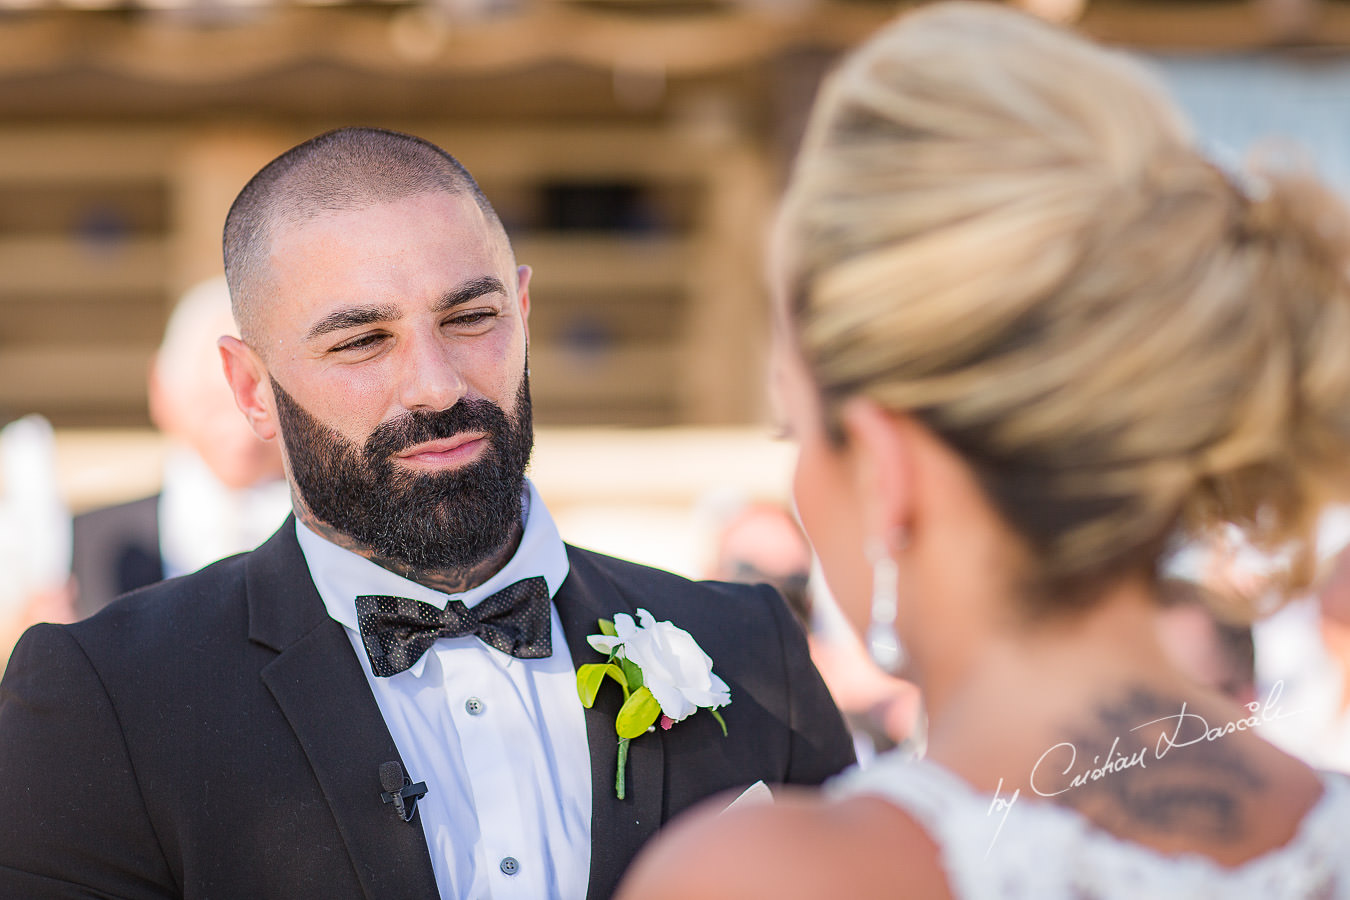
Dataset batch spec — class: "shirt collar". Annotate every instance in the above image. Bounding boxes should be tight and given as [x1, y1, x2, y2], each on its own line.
[296, 479, 569, 662]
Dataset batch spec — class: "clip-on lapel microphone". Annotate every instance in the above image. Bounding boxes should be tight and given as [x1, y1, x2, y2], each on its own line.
[379, 760, 429, 822]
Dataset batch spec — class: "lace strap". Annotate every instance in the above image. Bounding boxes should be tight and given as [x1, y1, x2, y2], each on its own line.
[828, 753, 972, 833]
[828, 754, 1350, 899]
[828, 755, 1025, 900]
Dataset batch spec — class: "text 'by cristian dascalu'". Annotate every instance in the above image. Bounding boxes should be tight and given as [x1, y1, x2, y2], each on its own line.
[982, 681, 1298, 854]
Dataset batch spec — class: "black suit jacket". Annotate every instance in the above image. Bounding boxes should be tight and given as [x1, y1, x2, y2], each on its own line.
[0, 519, 855, 899]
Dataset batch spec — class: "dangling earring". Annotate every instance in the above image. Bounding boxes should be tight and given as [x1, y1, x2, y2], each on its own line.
[865, 533, 907, 674]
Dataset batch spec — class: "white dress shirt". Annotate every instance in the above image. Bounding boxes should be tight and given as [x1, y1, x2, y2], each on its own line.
[296, 480, 592, 900]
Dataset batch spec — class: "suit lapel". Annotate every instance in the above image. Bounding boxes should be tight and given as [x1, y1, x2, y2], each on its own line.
[246, 520, 440, 899]
[556, 547, 665, 900]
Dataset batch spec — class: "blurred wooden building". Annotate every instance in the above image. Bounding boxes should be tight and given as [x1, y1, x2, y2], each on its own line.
[1, 0, 1349, 433]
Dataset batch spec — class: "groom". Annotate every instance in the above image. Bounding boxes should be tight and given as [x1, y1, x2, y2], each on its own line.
[0, 127, 854, 900]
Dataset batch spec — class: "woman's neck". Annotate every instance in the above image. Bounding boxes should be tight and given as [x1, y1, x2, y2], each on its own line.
[919, 575, 1183, 769]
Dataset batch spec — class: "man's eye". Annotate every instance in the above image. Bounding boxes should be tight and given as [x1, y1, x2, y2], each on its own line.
[448, 311, 494, 327]
[332, 333, 385, 352]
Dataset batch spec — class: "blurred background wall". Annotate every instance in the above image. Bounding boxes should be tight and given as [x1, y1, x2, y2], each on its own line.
[3, 0, 1350, 578]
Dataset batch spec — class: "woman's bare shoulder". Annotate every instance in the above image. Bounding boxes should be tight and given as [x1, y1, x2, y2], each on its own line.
[615, 786, 952, 900]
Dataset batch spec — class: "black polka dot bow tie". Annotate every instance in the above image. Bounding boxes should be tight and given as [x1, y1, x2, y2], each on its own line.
[355, 576, 552, 677]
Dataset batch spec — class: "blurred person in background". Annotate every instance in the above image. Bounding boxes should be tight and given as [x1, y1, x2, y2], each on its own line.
[710, 499, 923, 763]
[710, 500, 813, 621]
[620, 3, 1350, 897]
[70, 276, 289, 616]
[0, 415, 71, 670]
[1155, 577, 1257, 707]
[1253, 541, 1350, 772]
[1189, 508, 1350, 772]
[0, 126, 853, 900]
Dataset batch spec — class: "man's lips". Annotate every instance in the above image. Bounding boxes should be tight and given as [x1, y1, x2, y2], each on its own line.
[393, 434, 488, 469]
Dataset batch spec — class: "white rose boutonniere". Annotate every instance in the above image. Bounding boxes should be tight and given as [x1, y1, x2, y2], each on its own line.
[577, 609, 731, 799]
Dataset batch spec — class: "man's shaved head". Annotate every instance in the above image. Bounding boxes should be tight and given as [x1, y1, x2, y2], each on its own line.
[222, 126, 507, 345]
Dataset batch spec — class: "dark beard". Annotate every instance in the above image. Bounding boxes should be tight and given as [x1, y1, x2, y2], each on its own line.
[272, 373, 534, 573]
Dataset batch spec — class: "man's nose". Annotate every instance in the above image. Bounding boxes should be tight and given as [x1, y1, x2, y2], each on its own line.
[396, 333, 467, 412]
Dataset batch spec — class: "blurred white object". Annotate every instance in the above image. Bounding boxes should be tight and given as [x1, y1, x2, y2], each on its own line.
[0, 415, 71, 616]
[720, 781, 772, 814]
[1252, 598, 1350, 772]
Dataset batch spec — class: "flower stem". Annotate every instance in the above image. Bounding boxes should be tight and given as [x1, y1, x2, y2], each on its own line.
[615, 737, 631, 800]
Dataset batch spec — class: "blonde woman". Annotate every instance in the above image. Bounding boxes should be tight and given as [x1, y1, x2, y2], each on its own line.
[617, 3, 1350, 897]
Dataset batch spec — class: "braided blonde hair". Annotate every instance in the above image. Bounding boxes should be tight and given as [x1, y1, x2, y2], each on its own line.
[781, 1, 1350, 610]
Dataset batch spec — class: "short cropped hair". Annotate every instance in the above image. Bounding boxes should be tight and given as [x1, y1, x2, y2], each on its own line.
[223, 127, 505, 345]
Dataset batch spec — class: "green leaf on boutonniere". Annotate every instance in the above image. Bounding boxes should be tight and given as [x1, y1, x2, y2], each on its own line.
[598, 618, 617, 638]
[619, 656, 644, 692]
[577, 663, 626, 708]
[615, 686, 661, 739]
[709, 708, 728, 737]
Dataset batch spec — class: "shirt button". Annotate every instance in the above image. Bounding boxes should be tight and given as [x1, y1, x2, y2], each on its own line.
[500, 856, 519, 876]
[465, 697, 485, 716]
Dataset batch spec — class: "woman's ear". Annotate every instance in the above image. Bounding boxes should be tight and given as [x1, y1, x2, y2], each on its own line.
[218, 336, 278, 442]
[838, 396, 915, 554]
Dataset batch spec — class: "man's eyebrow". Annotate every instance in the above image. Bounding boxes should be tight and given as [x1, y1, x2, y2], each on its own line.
[303, 276, 507, 342]
[305, 304, 401, 342]
[434, 276, 507, 313]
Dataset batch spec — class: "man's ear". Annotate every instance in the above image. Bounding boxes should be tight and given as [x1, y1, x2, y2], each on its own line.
[516, 264, 532, 340]
[218, 336, 278, 442]
[838, 396, 915, 554]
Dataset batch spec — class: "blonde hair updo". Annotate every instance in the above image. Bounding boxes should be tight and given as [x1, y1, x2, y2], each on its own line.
[780, 1, 1350, 612]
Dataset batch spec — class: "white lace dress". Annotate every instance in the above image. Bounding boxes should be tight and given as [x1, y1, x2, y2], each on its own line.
[827, 752, 1350, 898]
